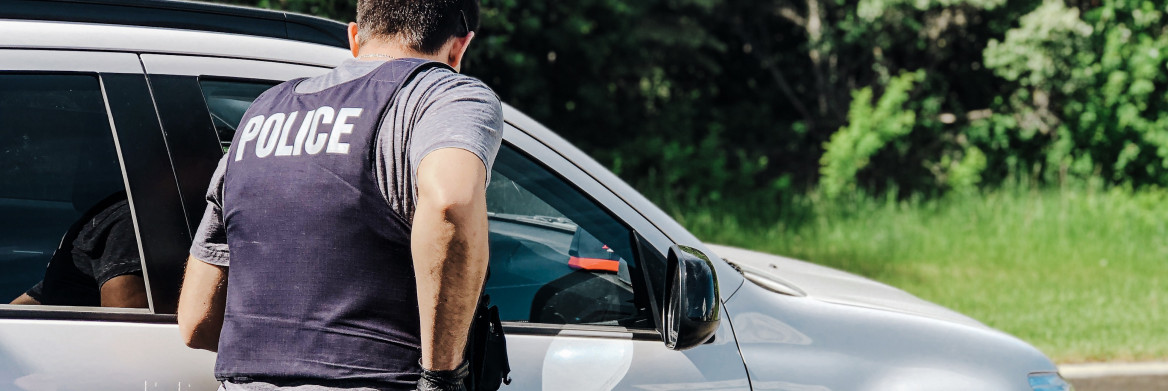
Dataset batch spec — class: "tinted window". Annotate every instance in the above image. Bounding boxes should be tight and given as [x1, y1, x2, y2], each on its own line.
[487, 146, 651, 328]
[199, 79, 274, 148]
[0, 74, 146, 308]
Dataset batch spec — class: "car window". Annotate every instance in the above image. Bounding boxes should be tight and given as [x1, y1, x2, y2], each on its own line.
[199, 79, 276, 149]
[487, 146, 651, 328]
[0, 74, 147, 308]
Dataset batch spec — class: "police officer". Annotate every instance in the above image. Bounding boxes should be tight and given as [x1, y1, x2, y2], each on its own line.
[176, 0, 502, 390]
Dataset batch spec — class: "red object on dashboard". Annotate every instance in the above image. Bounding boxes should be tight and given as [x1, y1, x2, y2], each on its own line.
[568, 256, 621, 272]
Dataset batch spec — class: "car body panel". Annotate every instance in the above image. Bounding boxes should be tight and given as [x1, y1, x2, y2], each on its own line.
[0, 316, 217, 390]
[708, 244, 985, 328]
[502, 308, 749, 391]
[0, 48, 143, 73]
[140, 53, 338, 80]
[0, 19, 348, 67]
[723, 281, 1057, 390]
[1, 0, 349, 48]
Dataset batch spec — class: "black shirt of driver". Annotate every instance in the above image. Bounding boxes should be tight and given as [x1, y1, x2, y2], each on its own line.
[26, 200, 142, 306]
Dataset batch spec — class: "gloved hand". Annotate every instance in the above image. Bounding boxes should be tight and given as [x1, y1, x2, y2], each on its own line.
[417, 360, 469, 391]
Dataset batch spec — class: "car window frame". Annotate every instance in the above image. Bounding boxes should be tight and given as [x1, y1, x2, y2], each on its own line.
[498, 125, 675, 340]
[0, 49, 171, 318]
[486, 143, 658, 330]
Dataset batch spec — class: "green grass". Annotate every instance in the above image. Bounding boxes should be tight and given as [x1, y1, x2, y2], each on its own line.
[667, 186, 1168, 363]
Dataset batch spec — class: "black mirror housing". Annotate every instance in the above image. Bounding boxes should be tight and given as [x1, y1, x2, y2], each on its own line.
[663, 245, 720, 350]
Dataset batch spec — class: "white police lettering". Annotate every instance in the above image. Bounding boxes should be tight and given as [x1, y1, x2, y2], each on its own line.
[234, 106, 366, 160]
[235, 115, 265, 161]
[305, 106, 335, 155]
[256, 112, 286, 158]
[291, 109, 316, 156]
[274, 111, 301, 156]
[327, 108, 362, 154]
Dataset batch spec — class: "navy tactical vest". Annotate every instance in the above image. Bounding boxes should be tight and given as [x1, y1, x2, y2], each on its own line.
[217, 59, 446, 387]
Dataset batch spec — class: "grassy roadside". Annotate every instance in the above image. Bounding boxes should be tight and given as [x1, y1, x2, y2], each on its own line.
[668, 186, 1168, 363]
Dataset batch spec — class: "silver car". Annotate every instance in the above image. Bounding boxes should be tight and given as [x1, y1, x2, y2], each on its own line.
[0, 1, 1070, 390]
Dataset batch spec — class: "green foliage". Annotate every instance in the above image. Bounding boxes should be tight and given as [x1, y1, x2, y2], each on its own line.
[467, 0, 781, 202]
[622, 126, 781, 213]
[982, 0, 1168, 187]
[944, 146, 988, 190]
[819, 71, 921, 197]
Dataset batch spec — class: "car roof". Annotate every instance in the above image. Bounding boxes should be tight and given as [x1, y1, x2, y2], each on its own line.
[0, 19, 351, 67]
[0, 0, 348, 49]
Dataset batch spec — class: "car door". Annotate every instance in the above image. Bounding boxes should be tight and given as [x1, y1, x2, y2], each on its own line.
[488, 126, 750, 390]
[0, 49, 218, 390]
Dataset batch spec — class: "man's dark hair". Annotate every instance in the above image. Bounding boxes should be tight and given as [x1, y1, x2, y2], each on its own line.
[356, 0, 480, 54]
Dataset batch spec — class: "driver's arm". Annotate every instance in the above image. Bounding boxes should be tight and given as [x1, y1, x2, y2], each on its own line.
[412, 148, 491, 371]
[100, 274, 148, 308]
[10, 293, 39, 305]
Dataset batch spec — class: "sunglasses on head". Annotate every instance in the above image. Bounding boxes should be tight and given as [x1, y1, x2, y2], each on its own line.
[459, 10, 470, 35]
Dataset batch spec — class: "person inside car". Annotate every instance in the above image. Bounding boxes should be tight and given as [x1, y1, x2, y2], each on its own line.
[10, 195, 148, 308]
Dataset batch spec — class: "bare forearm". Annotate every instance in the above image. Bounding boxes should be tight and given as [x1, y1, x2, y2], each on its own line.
[177, 256, 228, 352]
[412, 183, 489, 370]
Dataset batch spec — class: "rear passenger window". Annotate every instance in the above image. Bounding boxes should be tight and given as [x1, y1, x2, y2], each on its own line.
[0, 74, 147, 309]
[199, 79, 275, 149]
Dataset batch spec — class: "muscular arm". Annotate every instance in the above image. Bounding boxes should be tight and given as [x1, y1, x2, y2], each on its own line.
[412, 148, 490, 371]
[177, 256, 229, 352]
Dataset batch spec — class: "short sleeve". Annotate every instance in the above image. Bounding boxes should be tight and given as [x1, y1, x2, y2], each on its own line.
[407, 72, 504, 187]
[87, 208, 143, 286]
[25, 280, 45, 303]
[70, 200, 142, 288]
[189, 154, 231, 266]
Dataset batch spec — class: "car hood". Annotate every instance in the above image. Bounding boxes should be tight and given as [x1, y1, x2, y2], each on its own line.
[706, 244, 988, 329]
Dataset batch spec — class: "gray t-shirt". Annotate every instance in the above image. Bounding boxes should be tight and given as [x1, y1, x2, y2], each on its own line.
[190, 59, 503, 268]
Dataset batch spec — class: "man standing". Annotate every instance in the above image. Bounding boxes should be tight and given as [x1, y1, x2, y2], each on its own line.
[176, 1, 502, 390]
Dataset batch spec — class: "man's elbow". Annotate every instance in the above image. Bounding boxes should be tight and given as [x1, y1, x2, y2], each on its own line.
[178, 316, 219, 351]
[422, 190, 481, 220]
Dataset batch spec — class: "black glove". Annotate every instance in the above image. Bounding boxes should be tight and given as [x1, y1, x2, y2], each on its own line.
[417, 360, 469, 391]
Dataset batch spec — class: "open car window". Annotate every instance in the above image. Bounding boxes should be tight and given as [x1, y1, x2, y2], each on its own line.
[486, 145, 652, 329]
[198, 79, 276, 150]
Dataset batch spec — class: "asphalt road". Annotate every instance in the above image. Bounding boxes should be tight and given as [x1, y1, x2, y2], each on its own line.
[1069, 375, 1168, 390]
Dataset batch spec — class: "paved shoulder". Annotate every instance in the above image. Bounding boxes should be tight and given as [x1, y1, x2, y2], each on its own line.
[1061, 362, 1168, 391]
[1060, 361, 1168, 378]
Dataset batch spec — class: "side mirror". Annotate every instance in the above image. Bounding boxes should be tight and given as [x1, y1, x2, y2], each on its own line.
[663, 245, 720, 350]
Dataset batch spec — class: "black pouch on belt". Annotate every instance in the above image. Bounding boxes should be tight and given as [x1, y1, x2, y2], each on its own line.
[464, 294, 511, 391]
